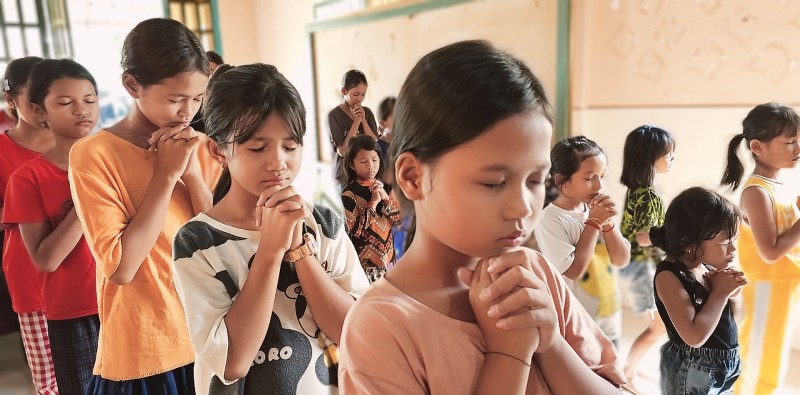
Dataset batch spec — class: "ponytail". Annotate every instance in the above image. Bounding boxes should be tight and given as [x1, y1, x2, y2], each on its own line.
[720, 134, 746, 190]
[648, 225, 666, 251]
[213, 168, 232, 205]
[543, 175, 559, 207]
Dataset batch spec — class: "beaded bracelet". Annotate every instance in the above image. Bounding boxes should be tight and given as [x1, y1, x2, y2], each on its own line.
[585, 217, 603, 231]
[484, 351, 532, 367]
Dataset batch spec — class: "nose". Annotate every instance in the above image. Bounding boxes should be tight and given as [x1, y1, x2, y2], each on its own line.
[504, 183, 534, 221]
[592, 177, 602, 191]
[177, 100, 193, 119]
[74, 102, 91, 117]
[265, 145, 287, 173]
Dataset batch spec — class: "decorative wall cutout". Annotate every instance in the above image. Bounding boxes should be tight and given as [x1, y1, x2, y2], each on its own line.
[574, 0, 800, 106]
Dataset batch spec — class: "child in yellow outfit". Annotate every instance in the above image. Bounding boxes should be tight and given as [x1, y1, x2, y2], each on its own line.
[721, 103, 800, 395]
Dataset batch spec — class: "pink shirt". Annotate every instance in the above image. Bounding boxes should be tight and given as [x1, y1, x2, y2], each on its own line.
[339, 252, 625, 394]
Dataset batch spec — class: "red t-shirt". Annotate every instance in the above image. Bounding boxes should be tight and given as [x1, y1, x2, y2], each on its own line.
[4, 157, 97, 319]
[0, 131, 44, 313]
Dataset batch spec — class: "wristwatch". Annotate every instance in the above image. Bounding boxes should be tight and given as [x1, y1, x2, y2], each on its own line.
[285, 232, 318, 263]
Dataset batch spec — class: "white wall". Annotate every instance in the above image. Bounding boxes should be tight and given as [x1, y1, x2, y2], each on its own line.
[217, 0, 328, 203]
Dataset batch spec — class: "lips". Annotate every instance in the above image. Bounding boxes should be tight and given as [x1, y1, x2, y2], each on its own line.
[499, 231, 526, 248]
[76, 119, 93, 126]
[263, 178, 286, 187]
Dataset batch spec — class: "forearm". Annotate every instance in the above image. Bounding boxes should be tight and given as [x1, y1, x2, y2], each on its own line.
[730, 297, 744, 324]
[680, 292, 729, 347]
[474, 354, 530, 395]
[294, 256, 355, 344]
[111, 173, 177, 284]
[563, 227, 600, 280]
[534, 337, 620, 394]
[223, 250, 283, 380]
[770, 224, 800, 260]
[360, 120, 377, 139]
[182, 172, 213, 214]
[603, 229, 631, 267]
[27, 211, 84, 272]
[635, 231, 652, 247]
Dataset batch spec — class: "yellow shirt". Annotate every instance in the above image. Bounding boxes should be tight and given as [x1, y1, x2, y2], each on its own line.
[737, 174, 800, 280]
[69, 130, 195, 380]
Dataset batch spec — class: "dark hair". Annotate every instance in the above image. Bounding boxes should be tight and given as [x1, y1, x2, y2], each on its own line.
[721, 103, 800, 190]
[620, 125, 675, 189]
[204, 63, 306, 204]
[378, 96, 396, 122]
[121, 18, 210, 87]
[343, 134, 385, 185]
[390, 40, 553, 213]
[549, 136, 604, 190]
[342, 69, 367, 91]
[206, 50, 224, 65]
[3, 56, 44, 118]
[27, 59, 97, 108]
[649, 187, 741, 261]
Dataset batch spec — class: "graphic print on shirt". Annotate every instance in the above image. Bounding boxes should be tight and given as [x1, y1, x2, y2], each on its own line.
[577, 243, 618, 318]
[175, 216, 340, 393]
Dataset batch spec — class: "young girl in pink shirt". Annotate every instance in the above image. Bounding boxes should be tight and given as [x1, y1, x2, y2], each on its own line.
[338, 40, 625, 394]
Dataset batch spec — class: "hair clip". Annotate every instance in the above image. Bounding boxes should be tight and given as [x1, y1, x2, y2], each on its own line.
[3, 79, 10, 92]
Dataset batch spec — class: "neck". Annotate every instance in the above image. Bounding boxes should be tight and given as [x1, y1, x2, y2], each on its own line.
[207, 183, 262, 231]
[397, 224, 479, 288]
[553, 195, 584, 212]
[7, 121, 54, 153]
[109, 104, 159, 149]
[43, 133, 81, 170]
[753, 161, 781, 180]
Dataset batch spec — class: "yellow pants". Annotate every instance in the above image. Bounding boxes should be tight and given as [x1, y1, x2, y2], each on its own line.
[736, 278, 800, 395]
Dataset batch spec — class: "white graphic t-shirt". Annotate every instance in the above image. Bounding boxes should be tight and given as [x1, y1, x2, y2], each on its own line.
[173, 205, 369, 395]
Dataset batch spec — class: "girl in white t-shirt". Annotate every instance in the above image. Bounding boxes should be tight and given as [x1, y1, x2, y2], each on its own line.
[534, 136, 631, 346]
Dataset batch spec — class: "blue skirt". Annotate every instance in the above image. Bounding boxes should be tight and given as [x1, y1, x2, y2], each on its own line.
[88, 364, 195, 395]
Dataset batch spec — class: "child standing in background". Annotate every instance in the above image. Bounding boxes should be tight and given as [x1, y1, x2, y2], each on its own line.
[721, 103, 800, 395]
[327, 70, 378, 187]
[68, 18, 212, 394]
[618, 125, 675, 384]
[341, 135, 401, 282]
[5, 59, 100, 394]
[0, 56, 58, 395]
[172, 63, 369, 395]
[534, 136, 631, 347]
[651, 187, 745, 395]
[339, 40, 625, 394]
[376, 96, 395, 168]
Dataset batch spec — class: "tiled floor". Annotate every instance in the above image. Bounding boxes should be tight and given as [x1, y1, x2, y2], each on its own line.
[1, 309, 798, 394]
[0, 332, 34, 395]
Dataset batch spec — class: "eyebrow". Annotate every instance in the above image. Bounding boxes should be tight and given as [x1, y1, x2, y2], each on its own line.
[479, 163, 550, 172]
[169, 92, 205, 98]
[248, 136, 296, 142]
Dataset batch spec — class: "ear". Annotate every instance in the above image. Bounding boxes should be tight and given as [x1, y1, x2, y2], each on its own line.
[553, 173, 567, 188]
[379, 119, 387, 129]
[29, 102, 46, 122]
[749, 139, 764, 156]
[341, 87, 347, 96]
[395, 152, 425, 202]
[3, 92, 13, 108]
[122, 74, 142, 99]
[208, 140, 227, 166]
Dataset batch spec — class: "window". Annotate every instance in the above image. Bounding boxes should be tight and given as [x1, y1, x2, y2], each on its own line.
[0, 0, 73, 68]
[167, 0, 217, 52]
